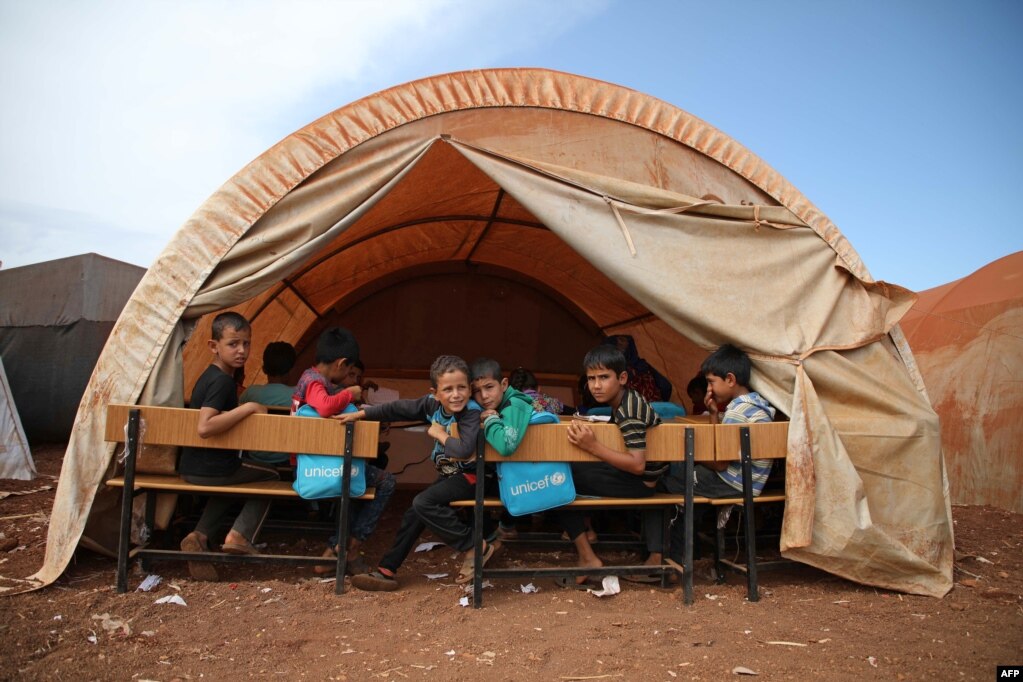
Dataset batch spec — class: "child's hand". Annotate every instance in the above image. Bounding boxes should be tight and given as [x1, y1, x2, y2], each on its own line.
[704, 387, 719, 420]
[427, 421, 448, 444]
[333, 410, 364, 424]
[347, 385, 363, 401]
[249, 403, 268, 416]
[567, 421, 597, 453]
[480, 409, 498, 423]
[362, 380, 379, 392]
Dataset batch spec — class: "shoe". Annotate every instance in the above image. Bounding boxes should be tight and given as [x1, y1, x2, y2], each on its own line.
[455, 541, 497, 584]
[180, 531, 218, 581]
[497, 525, 519, 541]
[221, 536, 259, 555]
[351, 570, 399, 592]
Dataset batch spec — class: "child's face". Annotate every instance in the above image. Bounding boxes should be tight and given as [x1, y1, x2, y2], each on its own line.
[208, 326, 252, 373]
[324, 359, 350, 385]
[472, 376, 508, 411]
[705, 372, 737, 405]
[432, 370, 470, 414]
[585, 364, 627, 405]
[688, 388, 704, 410]
[342, 365, 363, 388]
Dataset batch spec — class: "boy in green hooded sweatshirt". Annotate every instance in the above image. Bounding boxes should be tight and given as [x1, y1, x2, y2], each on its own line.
[471, 357, 536, 455]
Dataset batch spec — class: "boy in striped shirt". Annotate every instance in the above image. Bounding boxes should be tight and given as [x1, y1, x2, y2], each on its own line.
[656, 343, 776, 567]
[699, 343, 776, 494]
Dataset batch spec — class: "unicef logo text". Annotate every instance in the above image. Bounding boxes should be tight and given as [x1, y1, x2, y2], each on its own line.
[509, 472, 566, 496]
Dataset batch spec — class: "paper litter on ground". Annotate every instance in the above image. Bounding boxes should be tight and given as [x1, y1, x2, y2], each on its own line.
[154, 594, 187, 606]
[136, 574, 161, 592]
[415, 542, 444, 552]
[587, 575, 621, 597]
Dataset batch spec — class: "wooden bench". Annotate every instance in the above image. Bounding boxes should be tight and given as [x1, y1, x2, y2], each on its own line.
[700, 422, 789, 601]
[104, 404, 379, 595]
[454, 420, 789, 607]
[451, 422, 715, 607]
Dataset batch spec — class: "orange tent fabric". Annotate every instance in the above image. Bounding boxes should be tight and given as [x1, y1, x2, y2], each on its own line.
[902, 251, 1023, 512]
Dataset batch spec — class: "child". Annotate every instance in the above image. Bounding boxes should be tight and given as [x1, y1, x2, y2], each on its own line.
[178, 312, 279, 581]
[342, 359, 380, 398]
[696, 343, 776, 494]
[657, 343, 776, 564]
[686, 374, 708, 416]
[341, 355, 485, 592]
[556, 344, 664, 588]
[292, 328, 362, 416]
[472, 358, 539, 550]
[508, 366, 565, 415]
[239, 341, 297, 465]
[292, 327, 395, 576]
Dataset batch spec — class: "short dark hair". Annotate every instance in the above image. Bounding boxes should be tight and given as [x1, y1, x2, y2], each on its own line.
[700, 343, 752, 387]
[352, 359, 365, 372]
[508, 367, 537, 391]
[315, 327, 360, 365]
[430, 355, 469, 387]
[211, 312, 250, 340]
[262, 342, 297, 376]
[582, 345, 627, 375]
[686, 373, 708, 397]
[470, 357, 503, 383]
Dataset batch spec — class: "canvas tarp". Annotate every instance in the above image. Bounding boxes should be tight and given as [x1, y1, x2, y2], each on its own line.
[0, 254, 145, 442]
[30, 68, 952, 597]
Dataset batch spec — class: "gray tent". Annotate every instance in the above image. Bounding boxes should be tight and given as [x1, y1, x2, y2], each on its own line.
[0, 254, 145, 443]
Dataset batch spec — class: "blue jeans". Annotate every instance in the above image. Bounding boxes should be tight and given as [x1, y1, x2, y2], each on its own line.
[328, 464, 396, 546]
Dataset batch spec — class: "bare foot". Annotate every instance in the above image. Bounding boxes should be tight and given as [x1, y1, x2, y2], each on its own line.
[576, 555, 603, 585]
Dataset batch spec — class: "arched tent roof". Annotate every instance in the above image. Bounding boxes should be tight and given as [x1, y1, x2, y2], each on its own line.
[34, 69, 951, 597]
[902, 251, 1023, 512]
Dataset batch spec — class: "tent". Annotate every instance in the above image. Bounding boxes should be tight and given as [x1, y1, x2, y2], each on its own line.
[0, 356, 34, 480]
[900, 251, 1023, 513]
[0, 253, 145, 443]
[31, 69, 952, 597]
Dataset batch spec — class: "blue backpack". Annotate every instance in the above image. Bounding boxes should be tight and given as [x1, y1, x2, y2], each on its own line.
[496, 411, 576, 516]
[292, 404, 367, 499]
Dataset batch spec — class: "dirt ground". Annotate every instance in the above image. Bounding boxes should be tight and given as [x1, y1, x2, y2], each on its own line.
[0, 445, 1020, 681]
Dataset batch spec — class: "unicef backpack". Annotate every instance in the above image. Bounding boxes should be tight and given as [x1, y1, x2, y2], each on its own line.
[496, 411, 576, 516]
[292, 404, 367, 499]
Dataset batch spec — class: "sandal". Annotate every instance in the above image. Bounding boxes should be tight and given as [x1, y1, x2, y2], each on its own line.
[455, 541, 496, 584]
[622, 573, 661, 584]
[314, 547, 372, 576]
[554, 576, 603, 591]
[350, 570, 399, 592]
[221, 536, 259, 555]
[180, 531, 218, 581]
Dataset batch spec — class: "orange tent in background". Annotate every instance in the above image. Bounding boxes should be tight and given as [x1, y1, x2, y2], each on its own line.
[901, 251, 1023, 513]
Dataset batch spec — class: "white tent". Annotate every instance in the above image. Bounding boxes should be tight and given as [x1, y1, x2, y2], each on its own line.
[0, 357, 35, 481]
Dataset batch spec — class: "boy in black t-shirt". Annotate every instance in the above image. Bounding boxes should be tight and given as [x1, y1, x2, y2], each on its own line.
[178, 312, 279, 581]
[556, 345, 663, 588]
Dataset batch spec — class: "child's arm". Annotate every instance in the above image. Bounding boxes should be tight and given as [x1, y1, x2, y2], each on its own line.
[566, 421, 647, 475]
[440, 406, 481, 460]
[306, 381, 361, 417]
[482, 399, 533, 456]
[336, 396, 430, 424]
[197, 402, 267, 438]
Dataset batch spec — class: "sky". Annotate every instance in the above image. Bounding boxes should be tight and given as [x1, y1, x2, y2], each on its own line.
[1, 0, 1020, 292]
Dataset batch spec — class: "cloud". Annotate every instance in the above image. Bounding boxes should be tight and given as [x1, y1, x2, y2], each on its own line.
[0, 0, 605, 270]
